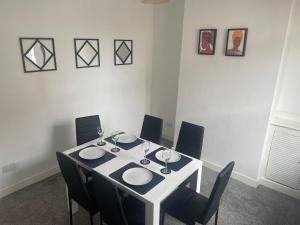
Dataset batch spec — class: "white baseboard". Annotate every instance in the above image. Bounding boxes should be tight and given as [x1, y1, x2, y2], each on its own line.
[202, 160, 259, 188]
[259, 177, 300, 200]
[0, 167, 60, 199]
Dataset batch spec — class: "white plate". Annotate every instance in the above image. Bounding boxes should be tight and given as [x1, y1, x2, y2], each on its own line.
[117, 134, 137, 144]
[79, 147, 105, 160]
[122, 167, 153, 186]
[155, 150, 181, 163]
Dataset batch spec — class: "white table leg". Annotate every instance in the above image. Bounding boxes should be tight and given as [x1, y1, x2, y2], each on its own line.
[145, 201, 160, 225]
[196, 168, 202, 193]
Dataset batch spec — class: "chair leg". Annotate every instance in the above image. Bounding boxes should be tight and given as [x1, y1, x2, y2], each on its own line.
[215, 209, 219, 225]
[160, 211, 165, 225]
[189, 170, 198, 191]
[99, 213, 103, 225]
[68, 195, 73, 225]
[90, 213, 94, 225]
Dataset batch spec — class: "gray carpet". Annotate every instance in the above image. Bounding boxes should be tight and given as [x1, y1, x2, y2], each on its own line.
[0, 167, 299, 225]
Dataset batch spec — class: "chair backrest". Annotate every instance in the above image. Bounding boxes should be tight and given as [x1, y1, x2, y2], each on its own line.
[56, 152, 94, 211]
[140, 114, 163, 144]
[90, 170, 128, 225]
[76, 115, 101, 146]
[201, 161, 235, 224]
[175, 121, 204, 159]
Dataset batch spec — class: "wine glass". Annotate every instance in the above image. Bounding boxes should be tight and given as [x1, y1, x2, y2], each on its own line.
[111, 132, 120, 152]
[160, 149, 171, 174]
[140, 141, 150, 165]
[97, 125, 106, 146]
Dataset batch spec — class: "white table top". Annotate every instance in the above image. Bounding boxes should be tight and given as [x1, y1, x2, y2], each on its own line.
[63, 136, 202, 205]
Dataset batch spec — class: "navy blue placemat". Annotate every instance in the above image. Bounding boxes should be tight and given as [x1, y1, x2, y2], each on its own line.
[146, 147, 192, 172]
[104, 135, 144, 150]
[109, 162, 165, 195]
[69, 145, 116, 168]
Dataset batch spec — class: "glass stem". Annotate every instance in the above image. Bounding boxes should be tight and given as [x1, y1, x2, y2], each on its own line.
[165, 161, 167, 170]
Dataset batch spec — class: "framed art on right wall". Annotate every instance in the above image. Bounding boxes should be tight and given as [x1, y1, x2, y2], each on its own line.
[198, 29, 217, 55]
[225, 28, 248, 56]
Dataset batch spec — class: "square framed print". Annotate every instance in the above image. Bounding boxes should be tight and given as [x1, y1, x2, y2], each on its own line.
[19, 37, 57, 73]
[74, 38, 100, 68]
[198, 29, 217, 55]
[114, 40, 133, 65]
[225, 28, 248, 56]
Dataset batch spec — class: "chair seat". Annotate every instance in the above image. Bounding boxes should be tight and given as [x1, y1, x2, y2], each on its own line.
[161, 186, 208, 224]
[123, 195, 145, 225]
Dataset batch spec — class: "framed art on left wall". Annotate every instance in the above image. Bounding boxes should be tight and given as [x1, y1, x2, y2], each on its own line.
[74, 38, 100, 68]
[114, 40, 133, 65]
[19, 37, 57, 73]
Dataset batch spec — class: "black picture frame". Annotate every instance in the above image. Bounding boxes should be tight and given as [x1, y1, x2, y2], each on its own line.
[74, 38, 100, 69]
[225, 28, 248, 57]
[19, 37, 57, 73]
[198, 29, 217, 55]
[114, 40, 133, 66]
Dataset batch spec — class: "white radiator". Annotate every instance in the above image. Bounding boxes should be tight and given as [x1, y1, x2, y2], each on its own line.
[266, 128, 300, 190]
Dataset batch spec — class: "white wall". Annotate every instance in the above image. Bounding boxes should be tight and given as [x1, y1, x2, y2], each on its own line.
[175, 0, 292, 179]
[0, 0, 153, 194]
[257, 0, 300, 198]
[150, 0, 184, 139]
[276, 0, 300, 117]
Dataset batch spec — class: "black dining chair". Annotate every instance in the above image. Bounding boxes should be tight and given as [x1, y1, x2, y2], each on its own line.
[56, 152, 100, 225]
[175, 121, 204, 189]
[76, 115, 101, 146]
[75, 115, 102, 181]
[161, 161, 235, 225]
[176, 121, 204, 159]
[90, 170, 145, 225]
[140, 114, 163, 144]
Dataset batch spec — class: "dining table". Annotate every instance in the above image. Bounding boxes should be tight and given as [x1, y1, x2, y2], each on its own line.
[63, 133, 203, 225]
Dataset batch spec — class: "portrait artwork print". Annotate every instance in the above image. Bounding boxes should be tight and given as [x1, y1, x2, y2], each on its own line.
[198, 29, 217, 55]
[225, 28, 248, 56]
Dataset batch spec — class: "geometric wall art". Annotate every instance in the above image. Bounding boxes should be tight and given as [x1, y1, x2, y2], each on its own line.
[19, 37, 57, 73]
[74, 38, 100, 68]
[114, 39, 133, 65]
